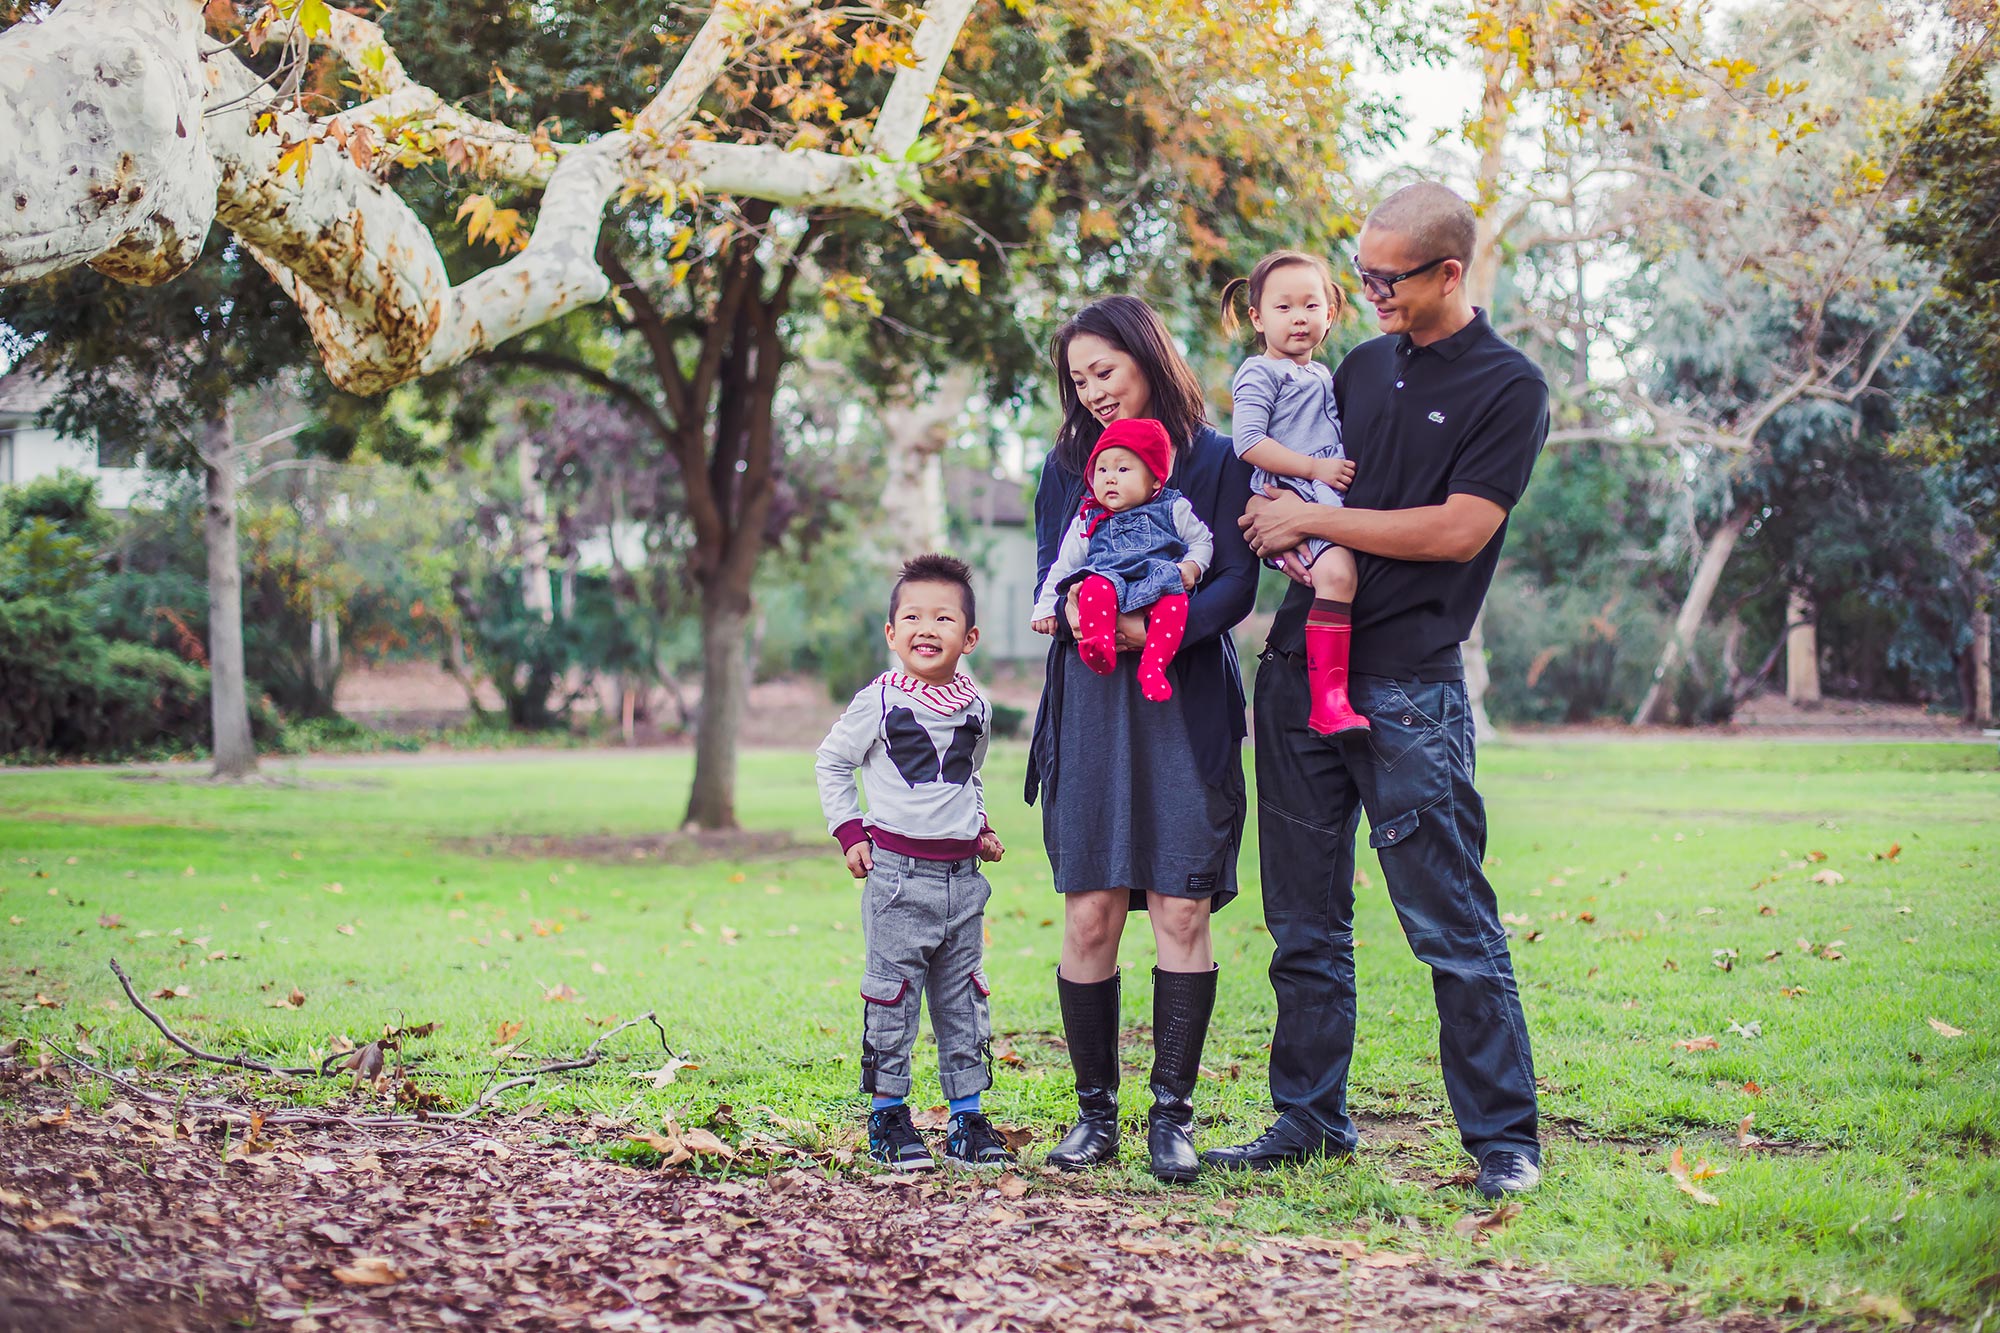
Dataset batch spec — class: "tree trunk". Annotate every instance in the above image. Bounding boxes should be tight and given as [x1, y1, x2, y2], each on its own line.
[518, 436, 553, 622]
[1785, 585, 1820, 707]
[1971, 603, 1994, 727]
[1463, 610, 1498, 745]
[874, 367, 975, 566]
[683, 588, 752, 830]
[1632, 503, 1753, 726]
[202, 404, 259, 779]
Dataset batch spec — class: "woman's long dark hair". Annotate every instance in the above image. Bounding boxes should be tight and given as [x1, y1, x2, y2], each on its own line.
[1048, 295, 1209, 478]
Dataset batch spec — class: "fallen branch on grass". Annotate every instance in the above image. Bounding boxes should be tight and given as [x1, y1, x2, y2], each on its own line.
[99, 957, 676, 1122]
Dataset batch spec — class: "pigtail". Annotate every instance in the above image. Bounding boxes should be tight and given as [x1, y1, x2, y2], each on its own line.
[1220, 277, 1250, 339]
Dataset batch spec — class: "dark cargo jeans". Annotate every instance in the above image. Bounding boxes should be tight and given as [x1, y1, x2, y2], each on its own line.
[1253, 650, 1540, 1164]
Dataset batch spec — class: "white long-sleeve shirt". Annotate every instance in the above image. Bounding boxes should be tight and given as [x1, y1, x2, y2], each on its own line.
[814, 672, 989, 852]
[1031, 493, 1214, 619]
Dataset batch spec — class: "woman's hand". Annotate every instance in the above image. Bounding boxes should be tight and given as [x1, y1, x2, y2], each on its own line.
[1114, 610, 1148, 651]
[1239, 486, 1316, 559]
[1274, 549, 1312, 585]
[1032, 615, 1057, 636]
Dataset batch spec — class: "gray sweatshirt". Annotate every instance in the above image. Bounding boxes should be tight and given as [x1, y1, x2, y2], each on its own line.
[814, 671, 990, 855]
[1230, 354, 1347, 508]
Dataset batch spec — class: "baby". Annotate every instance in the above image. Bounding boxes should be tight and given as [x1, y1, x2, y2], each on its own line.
[1031, 418, 1213, 703]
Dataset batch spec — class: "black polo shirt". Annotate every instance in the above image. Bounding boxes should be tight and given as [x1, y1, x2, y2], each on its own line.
[1267, 309, 1548, 680]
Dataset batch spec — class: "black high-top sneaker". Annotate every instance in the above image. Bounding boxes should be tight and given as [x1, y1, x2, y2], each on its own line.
[867, 1104, 935, 1171]
[943, 1111, 1014, 1168]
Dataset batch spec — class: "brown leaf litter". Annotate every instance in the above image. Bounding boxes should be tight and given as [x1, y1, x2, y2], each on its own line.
[0, 1092, 1860, 1333]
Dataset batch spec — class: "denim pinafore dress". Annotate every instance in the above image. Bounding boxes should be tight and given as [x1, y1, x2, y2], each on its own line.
[1062, 487, 1189, 614]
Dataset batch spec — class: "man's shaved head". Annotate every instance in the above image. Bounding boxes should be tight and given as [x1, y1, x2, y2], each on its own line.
[1365, 182, 1477, 265]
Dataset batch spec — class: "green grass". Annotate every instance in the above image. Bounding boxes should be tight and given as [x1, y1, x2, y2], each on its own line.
[2, 740, 1996, 1320]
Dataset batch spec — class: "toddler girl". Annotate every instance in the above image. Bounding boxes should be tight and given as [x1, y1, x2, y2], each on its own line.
[1224, 250, 1368, 736]
[1031, 418, 1213, 703]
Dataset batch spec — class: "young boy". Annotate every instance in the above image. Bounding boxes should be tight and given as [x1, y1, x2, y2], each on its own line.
[814, 553, 1013, 1171]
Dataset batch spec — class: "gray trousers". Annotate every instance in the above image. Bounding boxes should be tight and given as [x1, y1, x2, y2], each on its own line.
[858, 850, 994, 1101]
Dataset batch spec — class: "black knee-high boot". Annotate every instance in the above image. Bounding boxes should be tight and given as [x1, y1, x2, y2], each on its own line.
[1046, 970, 1121, 1170]
[1147, 965, 1217, 1182]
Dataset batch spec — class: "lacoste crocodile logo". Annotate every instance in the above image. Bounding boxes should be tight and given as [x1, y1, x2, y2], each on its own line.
[1428, 411, 1447, 424]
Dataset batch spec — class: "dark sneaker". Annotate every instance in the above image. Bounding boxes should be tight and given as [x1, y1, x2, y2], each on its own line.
[1474, 1150, 1541, 1199]
[943, 1111, 1014, 1168]
[867, 1104, 935, 1171]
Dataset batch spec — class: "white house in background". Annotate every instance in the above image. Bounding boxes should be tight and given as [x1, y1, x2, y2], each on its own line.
[946, 462, 1040, 663]
[0, 368, 151, 510]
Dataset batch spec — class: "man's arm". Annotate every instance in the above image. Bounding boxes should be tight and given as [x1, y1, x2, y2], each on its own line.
[1240, 488, 1507, 564]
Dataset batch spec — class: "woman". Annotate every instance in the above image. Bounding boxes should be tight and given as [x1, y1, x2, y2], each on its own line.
[1026, 295, 1258, 1181]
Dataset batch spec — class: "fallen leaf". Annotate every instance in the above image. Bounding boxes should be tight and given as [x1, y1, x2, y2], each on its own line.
[335, 922, 356, 936]
[312, 1222, 355, 1246]
[630, 1058, 701, 1089]
[996, 1173, 1028, 1199]
[20, 1210, 81, 1233]
[1452, 1201, 1523, 1238]
[1805, 850, 1827, 862]
[1926, 1017, 1965, 1038]
[332, 1256, 405, 1286]
[994, 1124, 1036, 1152]
[543, 983, 578, 1003]
[681, 1126, 736, 1159]
[150, 986, 190, 1000]
[1712, 948, 1738, 972]
[1359, 1250, 1423, 1268]
[986, 1204, 1024, 1224]
[1674, 1035, 1721, 1052]
[910, 1106, 950, 1131]
[1870, 843, 1902, 863]
[629, 1128, 692, 1167]
[1738, 1115, 1764, 1149]
[1742, 1080, 1762, 1096]
[1501, 912, 1532, 926]
[1666, 1145, 1720, 1206]
[97, 913, 122, 929]
[1852, 1293, 1914, 1325]
[493, 1020, 522, 1044]
[1726, 1019, 1762, 1040]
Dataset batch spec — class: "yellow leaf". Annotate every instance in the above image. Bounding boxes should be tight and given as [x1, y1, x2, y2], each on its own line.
[667, 226, 694, 260]
[276, 137, 315, 184]
[1926, 1017, 1965, 1038]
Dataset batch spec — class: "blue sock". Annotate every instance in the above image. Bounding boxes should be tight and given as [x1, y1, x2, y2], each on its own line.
[948, 1094, 980, 1117]
[872, 1096, 903, 1111]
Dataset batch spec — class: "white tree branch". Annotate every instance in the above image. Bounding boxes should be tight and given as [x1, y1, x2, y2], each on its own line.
[0, 0, 983, 395]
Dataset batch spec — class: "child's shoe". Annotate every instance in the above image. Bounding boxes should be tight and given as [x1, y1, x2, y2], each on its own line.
[1304, 622, 1370, 736]
[867, 1104, 935, 1171]
[943, 1110, 1015, 1168]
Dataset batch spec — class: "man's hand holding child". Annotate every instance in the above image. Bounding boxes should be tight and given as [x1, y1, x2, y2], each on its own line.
[844, 840, 874, 879]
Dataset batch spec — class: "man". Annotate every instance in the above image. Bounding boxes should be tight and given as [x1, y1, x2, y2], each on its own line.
[1205, 182, 1548, 1199]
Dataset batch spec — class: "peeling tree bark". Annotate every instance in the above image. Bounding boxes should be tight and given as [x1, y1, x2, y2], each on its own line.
[0, 0, 980, 396]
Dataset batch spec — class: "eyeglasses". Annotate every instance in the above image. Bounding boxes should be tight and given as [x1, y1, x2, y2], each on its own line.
[1352, 255, 1452, 301]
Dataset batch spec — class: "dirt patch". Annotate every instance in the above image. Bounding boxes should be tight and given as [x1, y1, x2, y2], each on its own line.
[0, 1092, 1842, 1333]
[448, 829, 823, 866]
[0, 807, 218, 830]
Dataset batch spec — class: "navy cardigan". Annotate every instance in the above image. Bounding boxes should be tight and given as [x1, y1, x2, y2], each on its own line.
[1024, 424, 1258, 803]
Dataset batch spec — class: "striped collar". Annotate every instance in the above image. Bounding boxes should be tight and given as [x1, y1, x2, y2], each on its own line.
[879, 671, 982, 715]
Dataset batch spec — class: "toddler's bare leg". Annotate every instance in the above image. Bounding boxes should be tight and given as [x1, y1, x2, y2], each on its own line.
[1309, 545, 1357, 603]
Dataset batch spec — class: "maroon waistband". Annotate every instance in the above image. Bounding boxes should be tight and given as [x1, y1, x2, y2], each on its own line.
[833, 819, 984, 862]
